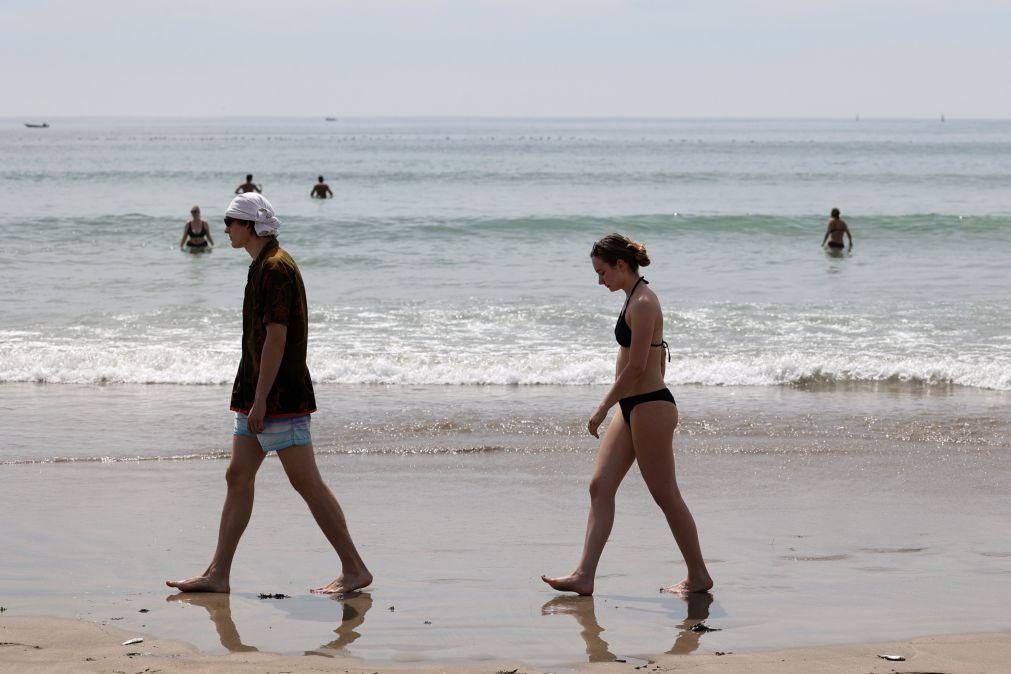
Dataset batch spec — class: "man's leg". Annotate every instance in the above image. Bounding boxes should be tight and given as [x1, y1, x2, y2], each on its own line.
[276, 444, 372, 594]
[166, 436, 266, 593]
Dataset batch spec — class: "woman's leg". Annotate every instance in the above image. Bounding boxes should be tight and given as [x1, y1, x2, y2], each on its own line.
[629, 402, 713, 593]
[542, 409, 635, 595]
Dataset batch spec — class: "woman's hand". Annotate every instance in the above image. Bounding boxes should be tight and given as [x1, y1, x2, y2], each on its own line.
[588, 406, 608, 438]
[247, 400, 267, 434]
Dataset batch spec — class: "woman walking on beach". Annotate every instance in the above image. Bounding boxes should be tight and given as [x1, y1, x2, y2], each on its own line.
[542, 234, 712, 596]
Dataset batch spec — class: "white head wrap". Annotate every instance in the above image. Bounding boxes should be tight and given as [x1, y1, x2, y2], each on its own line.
[225, 193, 281, 237]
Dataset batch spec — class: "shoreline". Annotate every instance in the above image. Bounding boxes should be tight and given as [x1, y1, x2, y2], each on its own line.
[2, 615, 1009, 672]
[3, 383, 1008, 667]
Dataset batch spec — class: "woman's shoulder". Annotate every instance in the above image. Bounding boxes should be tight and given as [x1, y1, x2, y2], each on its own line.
[630, 287, 662, 313]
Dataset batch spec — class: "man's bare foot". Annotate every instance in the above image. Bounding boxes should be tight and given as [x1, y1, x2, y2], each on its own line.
[165, 575, 230, 593]
[310, 570, 373, 595]
[660, 577, 713, 595]
[541, 573, 594, 596]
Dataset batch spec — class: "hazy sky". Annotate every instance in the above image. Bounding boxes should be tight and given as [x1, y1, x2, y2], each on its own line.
[3, 0, 1009, 118]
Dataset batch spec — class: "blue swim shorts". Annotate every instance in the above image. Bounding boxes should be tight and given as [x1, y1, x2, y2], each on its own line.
[233, 413, 312, 453]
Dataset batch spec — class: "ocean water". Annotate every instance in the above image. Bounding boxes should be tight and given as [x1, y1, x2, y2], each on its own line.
[3, 118, 1009, 390]
[2, 119, 1010, 664]
[1, 117, 1010, 462]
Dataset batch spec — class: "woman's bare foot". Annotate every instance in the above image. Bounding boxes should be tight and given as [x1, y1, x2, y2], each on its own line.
[541, 573, 594, 596]
[660, 577, 713, 595]
[310, 570, 373, 595]
[165, 575, 230, 593]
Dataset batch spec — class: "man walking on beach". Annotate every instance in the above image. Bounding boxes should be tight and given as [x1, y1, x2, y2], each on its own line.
[166, 193, 371, 596]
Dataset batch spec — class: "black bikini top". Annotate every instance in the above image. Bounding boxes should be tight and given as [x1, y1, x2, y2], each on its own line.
[187, 222, 206, 238]
[615, 277, 670, 361]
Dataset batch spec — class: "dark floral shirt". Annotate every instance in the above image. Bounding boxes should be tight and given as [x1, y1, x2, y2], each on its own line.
[230, 239, 317, 417]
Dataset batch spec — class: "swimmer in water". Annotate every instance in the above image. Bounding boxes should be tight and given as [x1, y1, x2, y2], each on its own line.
[235, 174, 262, 194]
[179, 206, 214, 251]
[821, 208, 853, 251]
[310, 176, 334, 199]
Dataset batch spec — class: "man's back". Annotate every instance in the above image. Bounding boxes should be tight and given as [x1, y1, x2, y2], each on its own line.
[232, 241, 315, 417]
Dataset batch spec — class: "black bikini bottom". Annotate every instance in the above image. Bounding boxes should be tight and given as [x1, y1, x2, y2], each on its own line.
[187, 241, 209, 248]
[827, 241, 845, 249]
[618, 388, 676, 425]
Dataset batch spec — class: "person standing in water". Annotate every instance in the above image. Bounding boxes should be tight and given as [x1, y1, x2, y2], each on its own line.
[179, 206, 214, 251]
[310, 176, 334, 199]
[821, 208, 853, 251]
[167, 193, 371, 596]
[234, 174, 262, 194]
[542, 234, 713, 596]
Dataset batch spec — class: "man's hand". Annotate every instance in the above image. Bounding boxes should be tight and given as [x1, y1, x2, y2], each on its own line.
[247, 399, 267, 434]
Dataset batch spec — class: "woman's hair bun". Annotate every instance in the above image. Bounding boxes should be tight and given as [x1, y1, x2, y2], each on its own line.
[627, 240, 651, 267]
[591, 233, 651, 270]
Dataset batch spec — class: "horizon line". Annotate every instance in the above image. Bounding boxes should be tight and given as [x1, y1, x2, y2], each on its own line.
[3, 113, 1004, 122]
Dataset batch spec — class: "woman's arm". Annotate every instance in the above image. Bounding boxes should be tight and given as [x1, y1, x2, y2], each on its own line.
[588, 301, 655, 437]
[204, 220, 215, 246]
[179, 222, 189, 249]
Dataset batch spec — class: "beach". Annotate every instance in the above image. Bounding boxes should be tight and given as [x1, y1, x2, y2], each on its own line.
[2, 117, 1010, 670]
[2, 382, 1010, 669]
[3, 617, 1011, 673]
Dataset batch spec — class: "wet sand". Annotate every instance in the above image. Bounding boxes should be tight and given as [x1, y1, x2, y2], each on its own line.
[2, 383, 1009, 669]
[2, 616, 1009, 672]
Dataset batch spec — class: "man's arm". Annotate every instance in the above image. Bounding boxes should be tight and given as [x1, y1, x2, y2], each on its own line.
[326, 186, 333, 198]
[821, 222, 831, 247]
[247, 323, 287, 433]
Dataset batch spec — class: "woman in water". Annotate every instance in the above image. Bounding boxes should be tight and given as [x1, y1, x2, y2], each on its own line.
[542, 234, 712, 596]
[179, 206, 214, 252]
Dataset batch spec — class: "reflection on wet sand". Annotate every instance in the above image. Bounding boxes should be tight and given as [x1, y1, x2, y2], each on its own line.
[541, 596, 616, 662]
[306, 592, 374, 657]
[165, 593, 258, 652]
[165, 591, 373, 656]
[541, 592, 715, 662]
[668, 591, 714, 655]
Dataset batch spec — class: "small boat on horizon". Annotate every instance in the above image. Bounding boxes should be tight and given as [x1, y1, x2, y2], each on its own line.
[324, 117, 337, 121]
[25, 122, 50, 128]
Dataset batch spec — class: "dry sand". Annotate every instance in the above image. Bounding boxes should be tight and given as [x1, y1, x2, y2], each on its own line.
[2, 616, 1009, 673]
